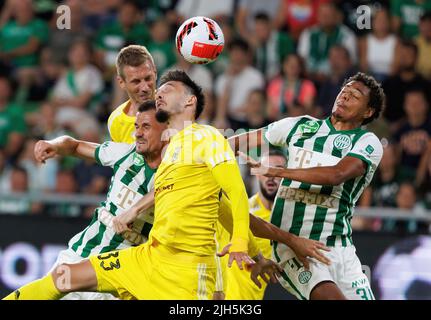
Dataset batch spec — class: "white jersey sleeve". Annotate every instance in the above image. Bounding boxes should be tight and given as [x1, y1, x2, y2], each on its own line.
[95, 141, 135, 167]
[347, 133, 383, 173]
[264, 116, 305, 147]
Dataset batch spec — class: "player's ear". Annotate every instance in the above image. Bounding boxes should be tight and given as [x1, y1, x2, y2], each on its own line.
[364, 106, 374, 120]
[117, 75, 126, 90]
[185, 95, 197, 108]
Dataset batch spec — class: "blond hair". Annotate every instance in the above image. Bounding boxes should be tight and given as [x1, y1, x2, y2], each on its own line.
[116, 45, 156, 78]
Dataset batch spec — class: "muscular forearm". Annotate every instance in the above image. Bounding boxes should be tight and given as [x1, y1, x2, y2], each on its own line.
[129, 191, 155, 219]
[218, 196, 261, 258]
[52, 135, 98, 160]
[265, 165, 351, 186]
[212, 162, 250, 252]
[249, 214, 298, 248]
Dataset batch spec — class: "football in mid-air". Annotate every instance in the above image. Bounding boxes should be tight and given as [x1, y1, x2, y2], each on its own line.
[175, 16, 224, 64]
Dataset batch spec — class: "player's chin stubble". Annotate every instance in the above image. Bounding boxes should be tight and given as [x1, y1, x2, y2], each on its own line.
[155, 109, 170, 123]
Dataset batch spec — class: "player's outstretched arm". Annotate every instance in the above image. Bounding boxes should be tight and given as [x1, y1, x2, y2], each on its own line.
[241, 152, 367, 186]
[212, 161, 254, 269]
[34, 135, 99, 163]
[111, 190, 155, 234]
[249, 214, 330, 270]
[227, 128, 264, 155]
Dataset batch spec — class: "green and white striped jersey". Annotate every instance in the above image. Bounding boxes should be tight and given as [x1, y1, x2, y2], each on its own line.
[68, 141, 156, 258]
[265, 116, 383, 248]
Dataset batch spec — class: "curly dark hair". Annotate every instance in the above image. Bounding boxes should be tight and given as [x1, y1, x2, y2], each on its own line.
[343, 72, 386, 125]
[159, 70, 205, 120]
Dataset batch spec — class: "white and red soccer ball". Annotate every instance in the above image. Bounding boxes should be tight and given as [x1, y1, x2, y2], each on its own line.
[175, 16, 224, 64]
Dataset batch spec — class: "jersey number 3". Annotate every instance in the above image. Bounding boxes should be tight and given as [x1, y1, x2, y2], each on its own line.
[97, 252, 121, 271]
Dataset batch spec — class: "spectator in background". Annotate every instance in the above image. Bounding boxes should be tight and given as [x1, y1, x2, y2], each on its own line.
[27, 102, 68, 140]
[0, 166, 42, 215]
[266, 54, 317, 121]
[174, 0, 233, 21]
[46, 170, 82, 218]
[317, 45, 357, 117]
[17, 138, 59, 193]
[0, 77, 26, 161]
[358, 7, 398, 82]
[415, 11, 431, 80]
[297, 2, 357, 82]
[0, 149, 12, 192]
[148, 17, 176, 79]
[95, 0, 150, 76]
[235, 0, 280, 41]
[381, 182, 429, 235]
[244, 89, 270, 130]
[382, 40, 431, 132]
[391, 0, 431, 39]
[359, 142, 401, 209]
[171, 51, 214, 124]
[214, 38, 264, 130]
[50, 39, 103, 139]
[275, 0, 328, 41]
[0, 0, 49, 103]
[250, 12, 295, 82]
[416, 140, 431, 210]
[393, 90, 431, 182]
[81, 0, 120, 34]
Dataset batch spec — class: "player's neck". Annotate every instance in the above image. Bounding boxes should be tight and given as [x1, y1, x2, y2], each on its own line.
[330, 116, 361, 131]
[167, 114, 195, 133]
[126, 100, 139, 117]
[144, 152, 162, 169]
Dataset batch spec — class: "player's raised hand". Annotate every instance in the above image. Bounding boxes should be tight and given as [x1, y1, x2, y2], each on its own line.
[34, 140, 58, 163]
[217, 243, 255, 270]
[250, 254, 282, 289]
[289, 236, 331, 270]
[111, 208, 137, 235]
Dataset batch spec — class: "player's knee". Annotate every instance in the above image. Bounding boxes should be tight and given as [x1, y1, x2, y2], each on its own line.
[310, 281, 347, 300]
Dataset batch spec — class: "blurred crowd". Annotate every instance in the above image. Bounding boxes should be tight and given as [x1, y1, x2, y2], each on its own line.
[0, 0, 430, 233]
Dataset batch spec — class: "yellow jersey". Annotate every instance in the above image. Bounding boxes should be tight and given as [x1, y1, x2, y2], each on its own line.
[151, 123, 236, 256]
[247, 193, 272, 259]
[107, 100, 136, 144]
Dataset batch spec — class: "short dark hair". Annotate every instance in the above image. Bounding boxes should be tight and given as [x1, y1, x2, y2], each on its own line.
[138, 100, 156, 113]
[266, 148, 287, 161]
[159, 70, 205, 120]
[227, 37, 250, 53]
[343, 72, 386, 125]
[254, 12, 270, 22]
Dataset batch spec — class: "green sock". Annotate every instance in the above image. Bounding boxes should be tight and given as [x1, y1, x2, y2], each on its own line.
[2, 274, 65, 300]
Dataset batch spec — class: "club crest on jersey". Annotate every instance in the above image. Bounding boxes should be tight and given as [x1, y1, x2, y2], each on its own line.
[333, 134, 352, 150]
[133, 153, 145, 166]
[299, 120, 320, 135]
[298, 270, 312, 284]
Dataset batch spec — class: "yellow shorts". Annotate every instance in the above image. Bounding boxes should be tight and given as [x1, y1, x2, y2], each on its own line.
[224, 262, 267, 300]
[89, 240, 216, 300]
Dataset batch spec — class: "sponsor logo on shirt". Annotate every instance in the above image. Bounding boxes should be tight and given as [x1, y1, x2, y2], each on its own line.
[365, 144, 374, 154]
[277, 186, 337, 208]
[299, 120, 320, 135]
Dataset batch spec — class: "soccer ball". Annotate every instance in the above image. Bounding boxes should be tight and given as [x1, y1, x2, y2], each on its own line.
[175, 16, 224, 64]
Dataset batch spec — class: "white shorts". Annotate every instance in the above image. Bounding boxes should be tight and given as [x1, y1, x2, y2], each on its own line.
[275, 244, 375, 300]
[49, 248, 119, 300]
